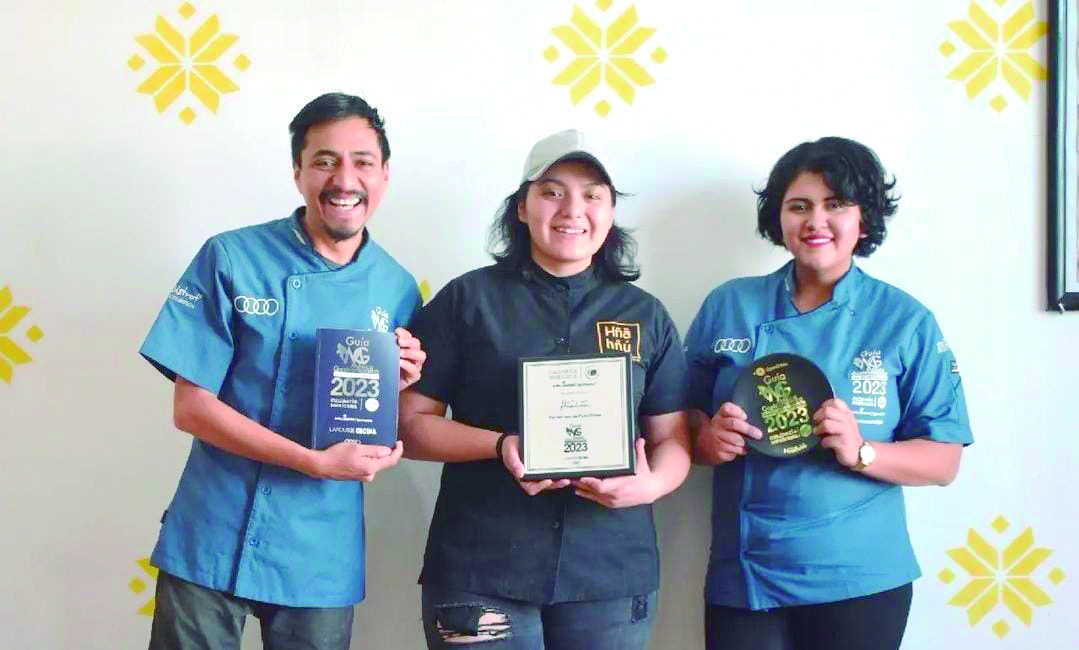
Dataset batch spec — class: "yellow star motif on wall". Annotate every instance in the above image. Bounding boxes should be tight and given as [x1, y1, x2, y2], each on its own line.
[545, 1, 667, 117]
[128, 2, 250, 125]
[940, 1, 1047, 113]
[0, 285, 43, 386]
[128, 557, 159, 616]
[939, 516, 1066, 639]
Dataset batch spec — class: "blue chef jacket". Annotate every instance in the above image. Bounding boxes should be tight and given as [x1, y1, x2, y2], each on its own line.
[139, 210, 421, 606]
[684, 262, 972, 610]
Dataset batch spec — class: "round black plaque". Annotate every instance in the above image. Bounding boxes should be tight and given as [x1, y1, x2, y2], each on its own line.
[730, 353, 834, 458]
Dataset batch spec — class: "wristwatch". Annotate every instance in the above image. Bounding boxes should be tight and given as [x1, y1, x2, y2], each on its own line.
[853, 441, 876, 471]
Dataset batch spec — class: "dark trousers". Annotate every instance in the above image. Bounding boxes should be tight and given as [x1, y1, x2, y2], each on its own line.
[421, 584, 656, 650]
[705, 583, 913, 650]
[148, 571, 355, 650]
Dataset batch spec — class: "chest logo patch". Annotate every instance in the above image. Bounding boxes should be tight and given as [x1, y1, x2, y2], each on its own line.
[713, 337, 751, 354]
[233, 295, 279, 317]
[595, 321, 641, 362]
[371, 306, 390, 332]
[850, 349, 889, 424]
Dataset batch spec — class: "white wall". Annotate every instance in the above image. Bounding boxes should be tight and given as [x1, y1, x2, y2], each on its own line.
[0, 0, 1075, 648]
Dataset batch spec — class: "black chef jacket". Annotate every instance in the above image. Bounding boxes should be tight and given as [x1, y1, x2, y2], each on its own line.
[409, 262, 687, 603]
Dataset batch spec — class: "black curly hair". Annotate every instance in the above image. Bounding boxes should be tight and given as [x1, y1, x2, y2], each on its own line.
[756, 137, 899, 257]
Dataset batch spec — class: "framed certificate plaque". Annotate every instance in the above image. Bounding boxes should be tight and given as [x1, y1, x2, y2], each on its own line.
[518, 353, 635, 480]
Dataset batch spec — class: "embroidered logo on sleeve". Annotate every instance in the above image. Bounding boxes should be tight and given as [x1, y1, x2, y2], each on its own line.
[371, 306, 390, 332]
[595, 321, 641, 362]
[850, 349, 889, 425]
[168, 284, 203, 310]
[937, 340, 951, 354]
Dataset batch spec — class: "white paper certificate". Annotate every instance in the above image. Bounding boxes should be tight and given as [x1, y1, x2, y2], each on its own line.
[519, 354, 634, 480]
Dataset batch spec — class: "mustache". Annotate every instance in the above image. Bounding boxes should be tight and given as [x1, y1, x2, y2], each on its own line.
[320, 189, 367, 202]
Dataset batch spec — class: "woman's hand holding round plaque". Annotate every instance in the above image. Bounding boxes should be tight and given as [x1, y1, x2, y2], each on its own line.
[730, 353, 834, 458]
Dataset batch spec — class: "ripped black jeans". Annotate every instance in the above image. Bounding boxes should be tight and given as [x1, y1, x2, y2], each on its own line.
[421, 585, 656, 649]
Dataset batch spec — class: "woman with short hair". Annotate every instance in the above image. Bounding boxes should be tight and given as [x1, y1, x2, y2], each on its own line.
[686, 136, 973, 650]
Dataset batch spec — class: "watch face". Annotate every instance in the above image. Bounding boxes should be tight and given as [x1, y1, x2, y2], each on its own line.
[731, 353, 834, 458]
[859, 442, 876, 465]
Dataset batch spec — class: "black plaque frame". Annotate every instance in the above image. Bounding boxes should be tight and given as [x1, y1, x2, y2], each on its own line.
[518, 353, 635, 480]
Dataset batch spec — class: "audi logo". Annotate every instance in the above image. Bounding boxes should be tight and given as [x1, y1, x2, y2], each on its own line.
[234, 296, 280, 316]
[713, 337, 751, 354]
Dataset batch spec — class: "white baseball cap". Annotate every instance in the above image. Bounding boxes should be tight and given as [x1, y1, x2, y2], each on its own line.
[520, 129, 613, 185]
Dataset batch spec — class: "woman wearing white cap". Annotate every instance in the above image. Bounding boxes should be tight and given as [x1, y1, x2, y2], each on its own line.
[400, 130, 691, 649]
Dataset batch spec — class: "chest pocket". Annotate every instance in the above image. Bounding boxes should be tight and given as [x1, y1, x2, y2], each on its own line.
[708, 355, 742, 415]
[228, 286, 285, 391]
[595, 319, 647, 417]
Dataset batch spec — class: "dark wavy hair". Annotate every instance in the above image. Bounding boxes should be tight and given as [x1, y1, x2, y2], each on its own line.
[289, 92, 390, 166]
[756, 137, 898, 257]
[487, 157, 639, 281]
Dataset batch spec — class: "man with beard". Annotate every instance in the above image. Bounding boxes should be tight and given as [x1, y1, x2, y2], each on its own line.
[139, 93, 426, 650]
